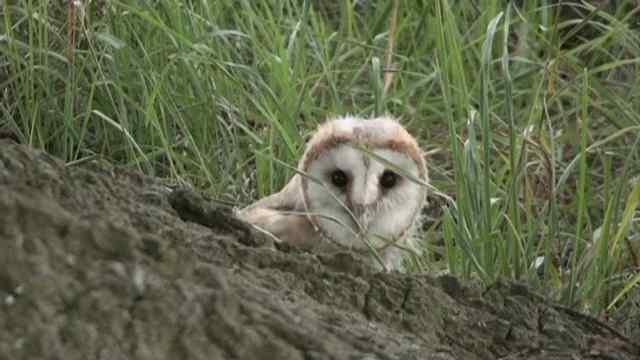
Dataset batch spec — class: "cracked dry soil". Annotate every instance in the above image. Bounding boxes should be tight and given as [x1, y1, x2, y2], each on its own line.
[0, 140, 638, 360]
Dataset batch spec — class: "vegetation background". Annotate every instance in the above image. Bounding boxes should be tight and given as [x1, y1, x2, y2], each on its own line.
[1, 0, 638, 322]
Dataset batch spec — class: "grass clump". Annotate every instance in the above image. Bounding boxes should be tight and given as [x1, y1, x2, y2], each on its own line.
[1, 1, 639, 318]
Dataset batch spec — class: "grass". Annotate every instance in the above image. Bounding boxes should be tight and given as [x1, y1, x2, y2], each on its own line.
[1, 0, 639, 317]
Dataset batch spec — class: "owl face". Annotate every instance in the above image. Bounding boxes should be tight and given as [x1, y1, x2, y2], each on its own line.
[300, 117, 427, 253]
[302, 145, 425, 250]
[238, 116, 427, 270]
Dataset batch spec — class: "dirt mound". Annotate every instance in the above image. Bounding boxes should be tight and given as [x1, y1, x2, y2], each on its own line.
[0, 141, 638, 359]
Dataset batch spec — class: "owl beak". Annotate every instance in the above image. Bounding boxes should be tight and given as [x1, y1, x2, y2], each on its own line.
[348, 184, 378, 229]
[349, 204, 370, 231]
[351, 204, 365, 219]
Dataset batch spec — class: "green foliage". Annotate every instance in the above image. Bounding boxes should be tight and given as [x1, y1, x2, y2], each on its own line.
[1, 0, 639, 316]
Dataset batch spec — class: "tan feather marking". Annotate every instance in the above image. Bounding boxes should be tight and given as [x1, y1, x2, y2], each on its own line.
[301, 126, 426, 179]
[241, 207, 319, 250]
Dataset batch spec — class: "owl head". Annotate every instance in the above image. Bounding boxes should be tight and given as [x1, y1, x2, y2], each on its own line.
[239, 116, 428, 270]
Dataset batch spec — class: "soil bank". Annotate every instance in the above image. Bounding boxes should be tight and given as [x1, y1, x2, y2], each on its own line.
[1, 141, 638, 359]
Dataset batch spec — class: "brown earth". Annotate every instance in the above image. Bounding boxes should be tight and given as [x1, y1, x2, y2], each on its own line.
[0, 140, 638, 360]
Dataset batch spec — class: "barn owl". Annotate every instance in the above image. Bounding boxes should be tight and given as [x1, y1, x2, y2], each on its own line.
[238, 116, 428, 271]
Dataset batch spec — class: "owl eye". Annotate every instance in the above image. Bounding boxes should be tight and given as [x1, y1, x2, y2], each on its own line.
[380, 170, 398, 189]
[330, 169, 349, 188]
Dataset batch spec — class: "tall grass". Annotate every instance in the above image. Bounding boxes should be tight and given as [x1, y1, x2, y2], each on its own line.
[1, 1, 638, 316]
